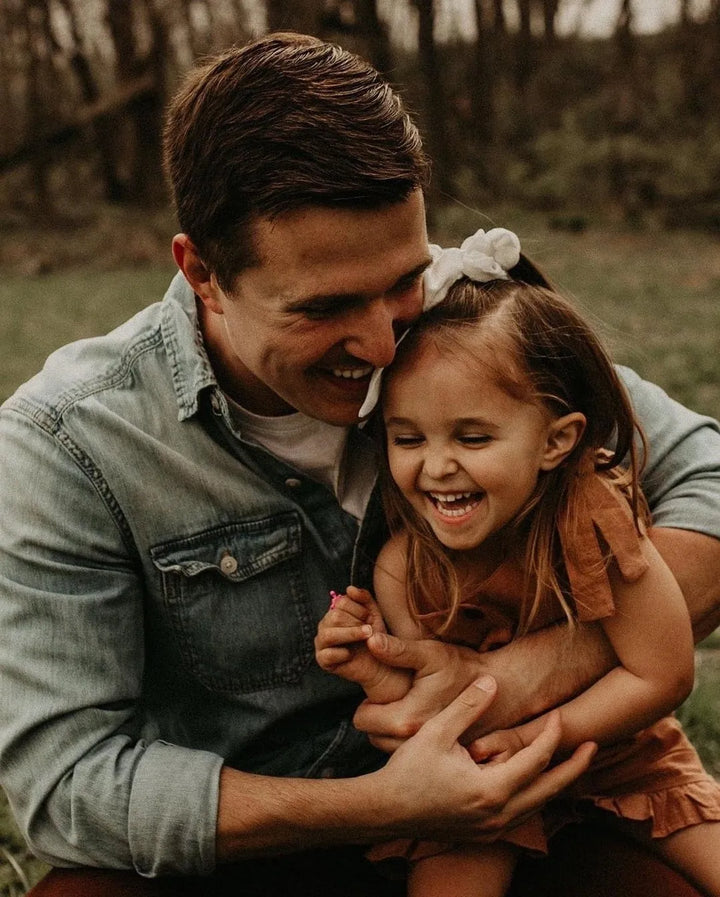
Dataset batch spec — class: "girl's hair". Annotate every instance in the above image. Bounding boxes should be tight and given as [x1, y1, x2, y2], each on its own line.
[379, 264, 648, 637]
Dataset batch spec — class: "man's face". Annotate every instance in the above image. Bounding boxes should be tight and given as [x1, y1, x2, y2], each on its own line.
[201, 190, 430, 426]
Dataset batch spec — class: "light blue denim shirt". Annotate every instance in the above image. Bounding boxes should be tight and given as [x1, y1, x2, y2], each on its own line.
[1, 273, 719, 876]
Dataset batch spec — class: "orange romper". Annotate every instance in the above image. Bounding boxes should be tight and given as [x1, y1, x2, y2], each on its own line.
[370, 468, 720, 863]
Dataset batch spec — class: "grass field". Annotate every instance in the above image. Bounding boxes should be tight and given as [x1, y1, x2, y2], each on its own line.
[1, 210, 719, 893]
[2, 207, 719, 417]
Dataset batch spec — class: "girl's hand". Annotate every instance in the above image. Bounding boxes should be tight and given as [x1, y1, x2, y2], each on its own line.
[468, 728, 527, 765]
[314, 586, 411, 703]
[314, 588, 375, 675]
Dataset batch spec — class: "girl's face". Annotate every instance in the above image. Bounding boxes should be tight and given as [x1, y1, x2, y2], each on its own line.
[383, 337, 567, 554]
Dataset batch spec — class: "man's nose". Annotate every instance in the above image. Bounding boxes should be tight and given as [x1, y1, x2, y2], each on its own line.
[344, 293, 420, 368]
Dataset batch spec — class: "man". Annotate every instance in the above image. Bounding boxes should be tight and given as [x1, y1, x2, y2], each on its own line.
[1, 33, 718, 896]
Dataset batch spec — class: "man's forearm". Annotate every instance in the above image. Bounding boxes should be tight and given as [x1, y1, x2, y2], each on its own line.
[467, 622, 617, 736]
[471, 526, 720, 737]
[216, 766, 385, 859]
[216, 679, 596, 862]
[649, 527, 720, 642]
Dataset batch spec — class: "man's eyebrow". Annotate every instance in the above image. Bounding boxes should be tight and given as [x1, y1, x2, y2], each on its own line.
[390, 257, 433, 288]
[284, 257, 433, 311]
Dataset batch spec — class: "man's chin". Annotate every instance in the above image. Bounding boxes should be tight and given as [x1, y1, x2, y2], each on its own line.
[297, 396, 364, 428]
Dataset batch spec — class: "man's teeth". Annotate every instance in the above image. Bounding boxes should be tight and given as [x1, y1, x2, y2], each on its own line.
[429, 491, 481, 517]
[331, 366, 373, 380]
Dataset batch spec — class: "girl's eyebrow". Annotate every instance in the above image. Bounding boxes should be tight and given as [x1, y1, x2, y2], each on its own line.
[455, 417, 498, 428]
[384, 416, 417, 427]
[384, 416, 498, 429]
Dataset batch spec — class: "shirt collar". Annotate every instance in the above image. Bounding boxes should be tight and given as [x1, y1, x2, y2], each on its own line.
[160, 271, 218, 421]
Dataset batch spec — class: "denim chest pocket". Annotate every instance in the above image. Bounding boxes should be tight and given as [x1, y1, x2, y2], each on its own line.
[150, 513, 315, 696]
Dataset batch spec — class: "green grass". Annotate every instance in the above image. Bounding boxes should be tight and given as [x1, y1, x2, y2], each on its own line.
[0, 266, 176, 404]
[1, 217, 720, 893]
[1, 796, 46, 895]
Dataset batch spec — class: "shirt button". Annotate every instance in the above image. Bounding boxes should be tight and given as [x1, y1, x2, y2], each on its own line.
[285, 477, 302, 489]
[220, 553, 238, 575]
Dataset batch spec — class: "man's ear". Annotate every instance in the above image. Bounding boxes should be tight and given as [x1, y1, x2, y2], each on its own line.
[172, 234, 224, 315]
[540, 412, 586, 471]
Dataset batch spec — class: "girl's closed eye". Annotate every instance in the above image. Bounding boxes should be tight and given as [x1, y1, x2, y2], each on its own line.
[457, 434, 492, 446]
[392, 434, 425, 447]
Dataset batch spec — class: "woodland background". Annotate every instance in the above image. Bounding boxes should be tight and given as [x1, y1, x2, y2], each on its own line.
[2, 0, 720, 230]
[1, 1, 720, 893]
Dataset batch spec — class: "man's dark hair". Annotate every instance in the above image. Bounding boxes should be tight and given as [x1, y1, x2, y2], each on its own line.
[163, 32, 431, 290]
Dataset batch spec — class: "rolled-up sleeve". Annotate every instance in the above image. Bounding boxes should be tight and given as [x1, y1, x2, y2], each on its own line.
[620, 365, 720, 538]
[0, 407, 222, 875]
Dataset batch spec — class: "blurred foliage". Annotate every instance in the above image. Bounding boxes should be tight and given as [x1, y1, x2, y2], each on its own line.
[2, 1, 720, 230]
[1, 791, 47, 896]
[2, 2, 720, 892]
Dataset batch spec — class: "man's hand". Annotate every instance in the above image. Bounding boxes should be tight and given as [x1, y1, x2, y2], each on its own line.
[375, 675, 597, 842]
[352, 633, 486, 751]
[354, 625, 618, 752]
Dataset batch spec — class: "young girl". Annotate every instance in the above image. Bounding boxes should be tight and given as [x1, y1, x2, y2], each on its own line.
[315, 228, 720, 897]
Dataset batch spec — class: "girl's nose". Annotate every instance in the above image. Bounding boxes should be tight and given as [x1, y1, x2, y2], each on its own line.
[422, 449, 459, 480]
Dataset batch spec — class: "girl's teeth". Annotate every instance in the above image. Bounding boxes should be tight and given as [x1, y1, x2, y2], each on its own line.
[428, 492, 482, 517]
[436, 502, 477, 517]
[430, 491, 474, 502]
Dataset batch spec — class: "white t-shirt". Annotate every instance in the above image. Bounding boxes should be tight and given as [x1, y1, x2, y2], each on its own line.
[225, 397, 377, 522]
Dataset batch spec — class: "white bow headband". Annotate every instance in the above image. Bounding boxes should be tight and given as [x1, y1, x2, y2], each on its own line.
[358, 227, 521, 419]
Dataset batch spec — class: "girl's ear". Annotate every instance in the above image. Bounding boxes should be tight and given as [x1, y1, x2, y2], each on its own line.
[540, 412, 586, 471]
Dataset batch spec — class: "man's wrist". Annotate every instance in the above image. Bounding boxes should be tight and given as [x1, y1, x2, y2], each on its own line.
[216, 766, 393, 861]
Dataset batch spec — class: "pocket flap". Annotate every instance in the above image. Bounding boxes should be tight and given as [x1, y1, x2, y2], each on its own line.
[150, 513, 302, 583]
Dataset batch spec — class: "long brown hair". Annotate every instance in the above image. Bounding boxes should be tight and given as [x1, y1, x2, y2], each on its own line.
[380, 275, 647, 636]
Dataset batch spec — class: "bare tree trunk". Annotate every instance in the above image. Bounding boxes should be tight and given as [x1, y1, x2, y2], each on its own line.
[22, 0, 55, 215]
[180, 0, 203, 57]
[104, 0, 137, 201]
[610, 0, 643, 223]
[353, 0, 393, 76]
[266, 0, 321, 34]
[133, 0, 167, 205]
[515, 0, 533, 95]
[105, 0, 165, 205]
[676, 0, 701, 114]
[471, 0, 496, 144]
[493, 0, 506, 34]
[614, 0, 639, 130]
[0, 1, 20, 160]
[710, 0, 720, 111]
[412, 0, 453, 198]
[56, 0, 125, 203]
[540, 0, 559, 45]
[317, 1, 393, 75]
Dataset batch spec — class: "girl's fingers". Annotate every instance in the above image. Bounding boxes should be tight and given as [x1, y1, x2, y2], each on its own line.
[315, 646, 352, 668]
[345, 585, 375, 604]
[490, 714, 596, 816]
[325, 596, 370, 623]
[315, 624, 373, 649]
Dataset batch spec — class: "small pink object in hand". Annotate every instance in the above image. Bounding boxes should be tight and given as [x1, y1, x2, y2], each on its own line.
[329, 590, 341, 609]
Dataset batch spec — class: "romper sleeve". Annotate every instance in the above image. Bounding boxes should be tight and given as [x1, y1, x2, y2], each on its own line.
[558, 463, 650, 622]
